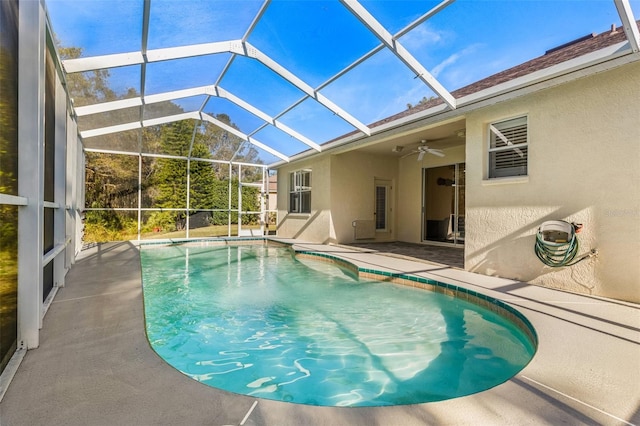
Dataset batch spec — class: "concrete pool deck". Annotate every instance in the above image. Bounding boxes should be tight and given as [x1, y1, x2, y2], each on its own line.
[0, 239, 638, 425]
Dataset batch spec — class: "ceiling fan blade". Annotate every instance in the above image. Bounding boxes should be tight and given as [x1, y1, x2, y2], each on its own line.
[417, 151, 425, 161]
[401, 150, 417, 159]
[429, 149, 445, 157]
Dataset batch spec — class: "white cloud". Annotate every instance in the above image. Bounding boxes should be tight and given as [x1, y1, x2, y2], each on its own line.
[400, 24, 448, 50]
[431, 53, 460, 78]
[431, 44, 482, 78]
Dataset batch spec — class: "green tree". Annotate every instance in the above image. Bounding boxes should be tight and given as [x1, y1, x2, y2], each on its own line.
[189, 143, 216, 209]
[58, 41, 267, 240]
[85, 152, 139, 208]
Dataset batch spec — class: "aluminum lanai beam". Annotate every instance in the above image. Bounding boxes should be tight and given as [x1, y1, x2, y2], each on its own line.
[395, 0, 455, 39]
[75, 97, 143, 115]
[273, 0, 456, 131]
[268, 0, 454, 141]
[63, 51, 145, 72]
[62, 41, 243, 73]
[64, 39, 371, 137]
[80, 121, 141, 139]
[80, 112, 200, 138]
[139, 0, 151, 126]
[84, 147, 265, 167]
[241, 42, 371, 135]
[211, 0, 269, 90]
[73, 87, 211, 115]
[614, 0, 640, 53]
[214, 87, 321, 151]
[340, 0, 457, 110]
[74, 85, 321, 152]
[63, 41, 368, 142]
[200, 112, 290, 162]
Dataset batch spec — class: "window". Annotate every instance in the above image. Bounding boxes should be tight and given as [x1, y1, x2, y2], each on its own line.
[488, 116, 528, 178]
[289, 170, 311, 213]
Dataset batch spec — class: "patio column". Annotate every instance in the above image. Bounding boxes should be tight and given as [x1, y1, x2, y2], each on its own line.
[17, 0, 46, 349]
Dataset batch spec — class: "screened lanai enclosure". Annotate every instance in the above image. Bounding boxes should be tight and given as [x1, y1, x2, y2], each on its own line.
[1, 0, 640, 390]
[44, 0, 640, 242]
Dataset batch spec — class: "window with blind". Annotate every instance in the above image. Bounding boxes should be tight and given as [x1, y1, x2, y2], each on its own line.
[289, 170, 311, 213]
[488, 116, 528, 178]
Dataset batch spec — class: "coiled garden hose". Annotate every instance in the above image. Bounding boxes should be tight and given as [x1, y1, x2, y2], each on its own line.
[535, 230, 579, 267]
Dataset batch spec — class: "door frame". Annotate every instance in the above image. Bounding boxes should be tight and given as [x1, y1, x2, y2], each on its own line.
[421, 163, 465, 246]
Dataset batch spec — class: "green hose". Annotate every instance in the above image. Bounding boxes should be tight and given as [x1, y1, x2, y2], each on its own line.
[534, 227, 579, 267]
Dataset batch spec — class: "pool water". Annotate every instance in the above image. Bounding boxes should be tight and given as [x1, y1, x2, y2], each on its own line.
[140, 244, 535, 407]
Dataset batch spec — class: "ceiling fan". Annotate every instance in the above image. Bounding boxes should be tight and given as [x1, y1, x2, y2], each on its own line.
[401, 140, 445, 161]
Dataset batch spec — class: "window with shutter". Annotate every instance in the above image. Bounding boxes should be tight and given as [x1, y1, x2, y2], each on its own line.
[488, 116, 528, 178]
[288, 170, 311, 213]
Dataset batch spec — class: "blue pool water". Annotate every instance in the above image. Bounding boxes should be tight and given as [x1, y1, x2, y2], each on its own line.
[140, 244, 535, 407]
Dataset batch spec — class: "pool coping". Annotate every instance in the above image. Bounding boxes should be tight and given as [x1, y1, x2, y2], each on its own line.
[1, 239, 638, 425]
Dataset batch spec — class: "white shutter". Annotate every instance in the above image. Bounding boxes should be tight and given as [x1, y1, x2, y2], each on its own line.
[489, 117, 528, 178]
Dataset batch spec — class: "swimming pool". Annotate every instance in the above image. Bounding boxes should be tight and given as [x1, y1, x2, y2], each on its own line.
[140, 242, 536, 407]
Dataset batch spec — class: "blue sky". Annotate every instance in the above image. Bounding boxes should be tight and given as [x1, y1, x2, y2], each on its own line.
[47, 0, 640, 163]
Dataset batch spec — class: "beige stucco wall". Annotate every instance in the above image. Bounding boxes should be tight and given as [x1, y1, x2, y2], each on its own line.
[464, 61, 640, 302]
[276, 152, 398, 244]
[276, 156, 334, 243]
[331, 151, 398, 243]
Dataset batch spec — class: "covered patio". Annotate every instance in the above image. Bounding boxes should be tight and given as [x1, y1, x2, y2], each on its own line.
[345, 241, 464, 269]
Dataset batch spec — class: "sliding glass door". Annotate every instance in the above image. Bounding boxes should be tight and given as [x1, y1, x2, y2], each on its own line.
[422, 164, 465, 245]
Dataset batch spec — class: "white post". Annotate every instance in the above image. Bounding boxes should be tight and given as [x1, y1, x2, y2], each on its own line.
[65, 113, 76, 269]
[238, 164, 243, 235]
[54, 74, 67, 287]
[186, 157, 191, 238]
[17, 0, 46, 349]
[77, 139, 85, 252]
[261, 167, 266, 236]
[137, 153, 142, 240]
[227, 162, 232, 237]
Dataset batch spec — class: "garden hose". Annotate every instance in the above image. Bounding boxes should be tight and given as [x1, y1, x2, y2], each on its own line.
[535, 229, 579, 267]
[534, 220, 587, 267]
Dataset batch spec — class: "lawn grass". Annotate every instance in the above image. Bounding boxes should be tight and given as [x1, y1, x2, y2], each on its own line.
[142, 224, 263, 239]
[85, 224, 264, 242]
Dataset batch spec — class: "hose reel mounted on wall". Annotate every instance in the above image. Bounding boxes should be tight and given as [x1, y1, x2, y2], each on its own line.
[535, 220, 584, 267]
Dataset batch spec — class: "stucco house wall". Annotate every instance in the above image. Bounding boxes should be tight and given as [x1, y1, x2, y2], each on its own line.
[464, 60, 640, 302]
[276, 156, 333, 243]
[331, 151, 398, 243]
[277, 152, 399, 244]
